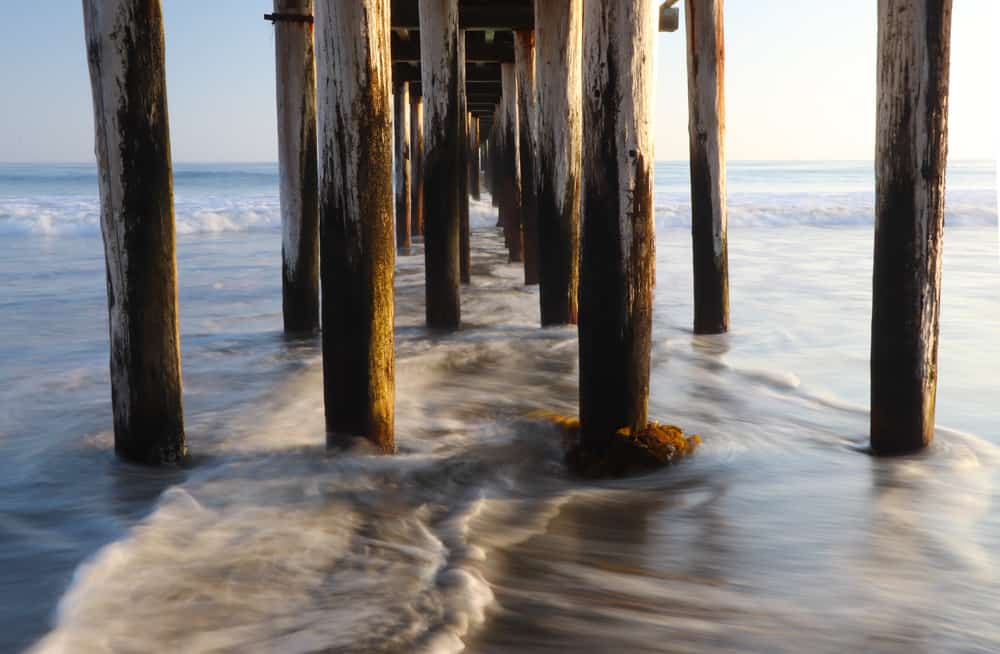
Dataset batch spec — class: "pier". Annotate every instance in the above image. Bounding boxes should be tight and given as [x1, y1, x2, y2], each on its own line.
[81, 0, 955, 463]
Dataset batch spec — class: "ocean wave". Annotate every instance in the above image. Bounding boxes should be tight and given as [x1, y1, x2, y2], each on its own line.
[655, 191, 998, 229]
[0, 197, 282, 237]
[2, 190, 995, 237]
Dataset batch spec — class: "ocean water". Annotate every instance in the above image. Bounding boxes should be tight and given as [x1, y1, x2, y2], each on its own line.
[0, 161, 997, 653]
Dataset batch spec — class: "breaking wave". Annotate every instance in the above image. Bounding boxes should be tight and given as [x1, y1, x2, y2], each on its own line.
[2, 190, 995, 238]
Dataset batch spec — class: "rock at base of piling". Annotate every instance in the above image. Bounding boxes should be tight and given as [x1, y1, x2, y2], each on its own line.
[543, 414, 701, 478]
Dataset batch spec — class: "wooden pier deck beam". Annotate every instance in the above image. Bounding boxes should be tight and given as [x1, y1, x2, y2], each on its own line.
[419, 0, 463, 328]
[870, 0, 953, 455]
[535, 0, 583, 325]
[410, 95, 425, 236]
[272, 0, 321, 334]
[83, 0, 186, 465]
[685, 0, 729, 334]
[501, 62, 523, 262]
[579, 0, 656, 449]
[316, 0, 395, 452]
[515, 29, 540, 285]
[394, 78, 412, 251]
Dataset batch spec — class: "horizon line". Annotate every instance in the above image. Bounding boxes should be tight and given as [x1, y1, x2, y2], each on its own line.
[1, 158, 996, 166]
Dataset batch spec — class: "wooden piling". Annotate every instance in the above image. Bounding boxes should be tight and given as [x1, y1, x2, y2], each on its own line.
[685, 0, 729, 334]
[489, 118, 500, 207]
[410, 95, 425, 236]
[870, 0, 953, 455]
[419, 0, 462, 328]
[470, 116, 481, 200]
[481, 132, 490, 196]
[394, 79, 412, 252]
[496, 108, 508, 230]
[535, 0, 582, 325]
[579, 0, 656, 449]
[501, 62, 523, 262]
[459, 59, 471, 284]
[515, 30, 540, 286]
[315, 0, 395, 452]
[272, 0, 321, 334]
[535, 0, 583, 325]
[83, 0, 185, 465]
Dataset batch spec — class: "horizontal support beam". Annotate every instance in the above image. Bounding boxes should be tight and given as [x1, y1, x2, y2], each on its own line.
[391, 0, 533, 30]
[466, 93, 502, 103]
[468, 63, 503, 81]
[394, 61, 501, 84]
[409, 80, 501, 96]
[392, 30, 515, 63]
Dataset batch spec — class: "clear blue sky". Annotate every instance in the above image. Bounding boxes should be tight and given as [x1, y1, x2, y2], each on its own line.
[0, 1, 996, 163]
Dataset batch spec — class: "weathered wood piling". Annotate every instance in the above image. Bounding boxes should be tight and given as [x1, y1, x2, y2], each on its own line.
[469, 116, 481, 200]
[271, 0, 321, 334]
[870, 0, 953, 455]
[500, 62, 523, 262]
[685, 0, 729, 334]
[419, 0, 462, 328]
[83, 0, 186, 465]
[579, 0, 656, 449]
[315, 0, 395, 452]
[490, 115, 501, 208]
[459, 72, 471, 283]
[410, 94, 425, 236]
[488, 121, 499, 206]
[480, 129, 489, 196]
[515, 29, 540, 285]
[535, 0, 582, 325]
[394, 78, 412, 252]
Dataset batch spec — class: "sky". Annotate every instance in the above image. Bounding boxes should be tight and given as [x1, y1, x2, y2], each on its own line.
[0, 1, 996, 163]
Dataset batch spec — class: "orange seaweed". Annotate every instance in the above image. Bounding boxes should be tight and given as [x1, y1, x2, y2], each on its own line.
[538, 413, 701, 478]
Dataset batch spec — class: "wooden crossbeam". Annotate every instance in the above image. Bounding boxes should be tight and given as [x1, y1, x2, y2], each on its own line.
[394, 62, 501, 84]
[391, 0, 533, 30]
[392, 29, 514, 63]
[408, 80, 501, 97]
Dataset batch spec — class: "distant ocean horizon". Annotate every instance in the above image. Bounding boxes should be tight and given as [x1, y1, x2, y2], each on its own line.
[1, 160, 996, 239]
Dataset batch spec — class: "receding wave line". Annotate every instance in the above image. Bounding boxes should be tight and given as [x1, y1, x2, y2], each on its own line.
[2, 190, 996, 237]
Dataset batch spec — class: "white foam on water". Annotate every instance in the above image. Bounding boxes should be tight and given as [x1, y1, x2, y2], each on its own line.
[0, 196, 282, 237]
[3, 188, 994, 238]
